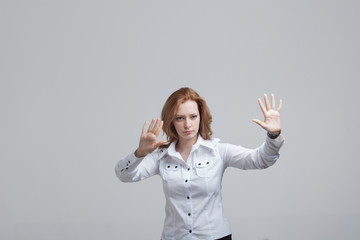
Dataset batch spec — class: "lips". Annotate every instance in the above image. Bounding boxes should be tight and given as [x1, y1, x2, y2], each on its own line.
[184, 130, 193, 134]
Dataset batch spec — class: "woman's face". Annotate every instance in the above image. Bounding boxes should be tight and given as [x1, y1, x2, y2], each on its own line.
[173, 100, 200, 144]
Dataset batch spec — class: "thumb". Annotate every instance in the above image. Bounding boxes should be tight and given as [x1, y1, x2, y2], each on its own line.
[155, 140, 167, 148]
[252, 119, 266, 129]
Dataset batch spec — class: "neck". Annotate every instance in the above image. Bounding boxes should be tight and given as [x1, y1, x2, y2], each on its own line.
[175, 135, 198, 161]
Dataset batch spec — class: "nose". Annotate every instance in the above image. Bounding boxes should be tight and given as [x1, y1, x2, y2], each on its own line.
[184, 118, 191, 129]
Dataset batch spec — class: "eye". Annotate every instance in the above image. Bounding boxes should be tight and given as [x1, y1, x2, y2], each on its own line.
[191, 115, 198, 119]
[175, 117, 184, 120]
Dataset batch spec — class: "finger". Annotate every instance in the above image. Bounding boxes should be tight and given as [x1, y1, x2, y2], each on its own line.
[271, 94, 276, 110]
[147, 118, 156, 132]
[155, 120, 163, 136]
[141, 121, 148, 135]
[155, 140, 167, 148]
[252, 119, 267, 129]
[257, 98, 266, 115]
[151, 118, 160, 134]
[264, 94, 270, 111]
[154, 118, 161, 130]
[277, 99, 283, 112]
[155, 118, 162, 133]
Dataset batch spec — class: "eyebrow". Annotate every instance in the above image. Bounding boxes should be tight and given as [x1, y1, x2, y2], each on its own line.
[175, 113, 198, 116]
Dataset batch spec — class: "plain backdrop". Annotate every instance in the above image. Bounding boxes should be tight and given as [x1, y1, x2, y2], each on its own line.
[1, 0, 359, 239]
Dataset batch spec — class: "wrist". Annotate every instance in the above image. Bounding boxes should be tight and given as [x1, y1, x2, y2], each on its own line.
[267, 130, 281, 139]
[134, 149, 146, 158]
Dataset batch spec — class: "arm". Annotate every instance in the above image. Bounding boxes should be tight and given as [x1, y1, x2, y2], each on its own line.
[220, 136, 284, 169]
[221, 93, 284, 169]
[115, 150, 160, 182]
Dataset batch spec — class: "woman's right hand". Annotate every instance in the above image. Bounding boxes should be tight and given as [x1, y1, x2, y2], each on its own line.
[135, 118, 167, 158]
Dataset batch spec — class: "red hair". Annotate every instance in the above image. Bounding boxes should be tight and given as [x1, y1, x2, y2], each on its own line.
[160, 87, 213, 148]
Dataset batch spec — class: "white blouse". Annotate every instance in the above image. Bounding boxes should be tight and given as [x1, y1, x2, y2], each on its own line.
[115, 135, 284, 240]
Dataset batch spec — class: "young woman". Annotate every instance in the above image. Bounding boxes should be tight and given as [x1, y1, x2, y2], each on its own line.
[115, 87, 284, 240]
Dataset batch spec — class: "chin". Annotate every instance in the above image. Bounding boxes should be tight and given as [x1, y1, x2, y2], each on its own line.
[182, 133, 198, 140]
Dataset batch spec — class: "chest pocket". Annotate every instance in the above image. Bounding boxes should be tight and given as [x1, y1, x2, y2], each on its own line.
[194, 159, 213, 177]
[163, 161, 181, 181]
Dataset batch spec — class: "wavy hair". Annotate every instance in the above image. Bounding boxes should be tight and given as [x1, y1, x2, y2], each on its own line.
[160, 87, 212, 148]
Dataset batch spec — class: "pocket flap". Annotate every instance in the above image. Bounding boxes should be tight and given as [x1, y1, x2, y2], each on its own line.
[165, 163, 180, 171]
[194, 160, 211, 168]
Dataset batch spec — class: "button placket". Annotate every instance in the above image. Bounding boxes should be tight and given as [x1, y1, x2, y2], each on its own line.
[184, 163, 191, 185]
[183, 159, 193, 236]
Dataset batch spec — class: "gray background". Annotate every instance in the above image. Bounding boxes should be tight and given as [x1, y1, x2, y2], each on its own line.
[1, 0, 359, 239]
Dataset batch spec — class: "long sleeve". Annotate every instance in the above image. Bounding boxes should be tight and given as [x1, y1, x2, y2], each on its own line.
[115, 150, 160, 182]
[220, 135, 285, 170]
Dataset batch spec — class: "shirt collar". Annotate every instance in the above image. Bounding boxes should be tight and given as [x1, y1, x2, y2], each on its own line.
[194, 134, 218, 151]
[159, 134, 219, 159]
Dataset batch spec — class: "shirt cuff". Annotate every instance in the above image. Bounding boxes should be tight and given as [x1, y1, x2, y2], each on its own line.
[263, 134, 285, 156]
[115, 151, 144, 173]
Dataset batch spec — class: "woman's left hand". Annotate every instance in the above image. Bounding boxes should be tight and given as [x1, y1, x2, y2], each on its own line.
[252, 94, 282, 134]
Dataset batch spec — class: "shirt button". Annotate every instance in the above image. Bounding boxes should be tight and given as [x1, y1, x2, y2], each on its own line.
[187, 168, 190, 171]
[187, 196, 190, 199]
[188, 213, 191, 216]
[185, 179, 188, 183]
[189, 230, 192, 233]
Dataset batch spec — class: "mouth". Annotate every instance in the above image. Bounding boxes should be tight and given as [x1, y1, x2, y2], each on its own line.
[184, 130, 193, 134]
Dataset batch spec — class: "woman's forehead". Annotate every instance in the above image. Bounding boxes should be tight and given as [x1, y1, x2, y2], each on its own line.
[176, 100, 199, 114]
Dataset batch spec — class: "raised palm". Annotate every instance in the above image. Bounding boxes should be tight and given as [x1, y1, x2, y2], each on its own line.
[252, 94, 282, 134]
[135, 118, 167, 157]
